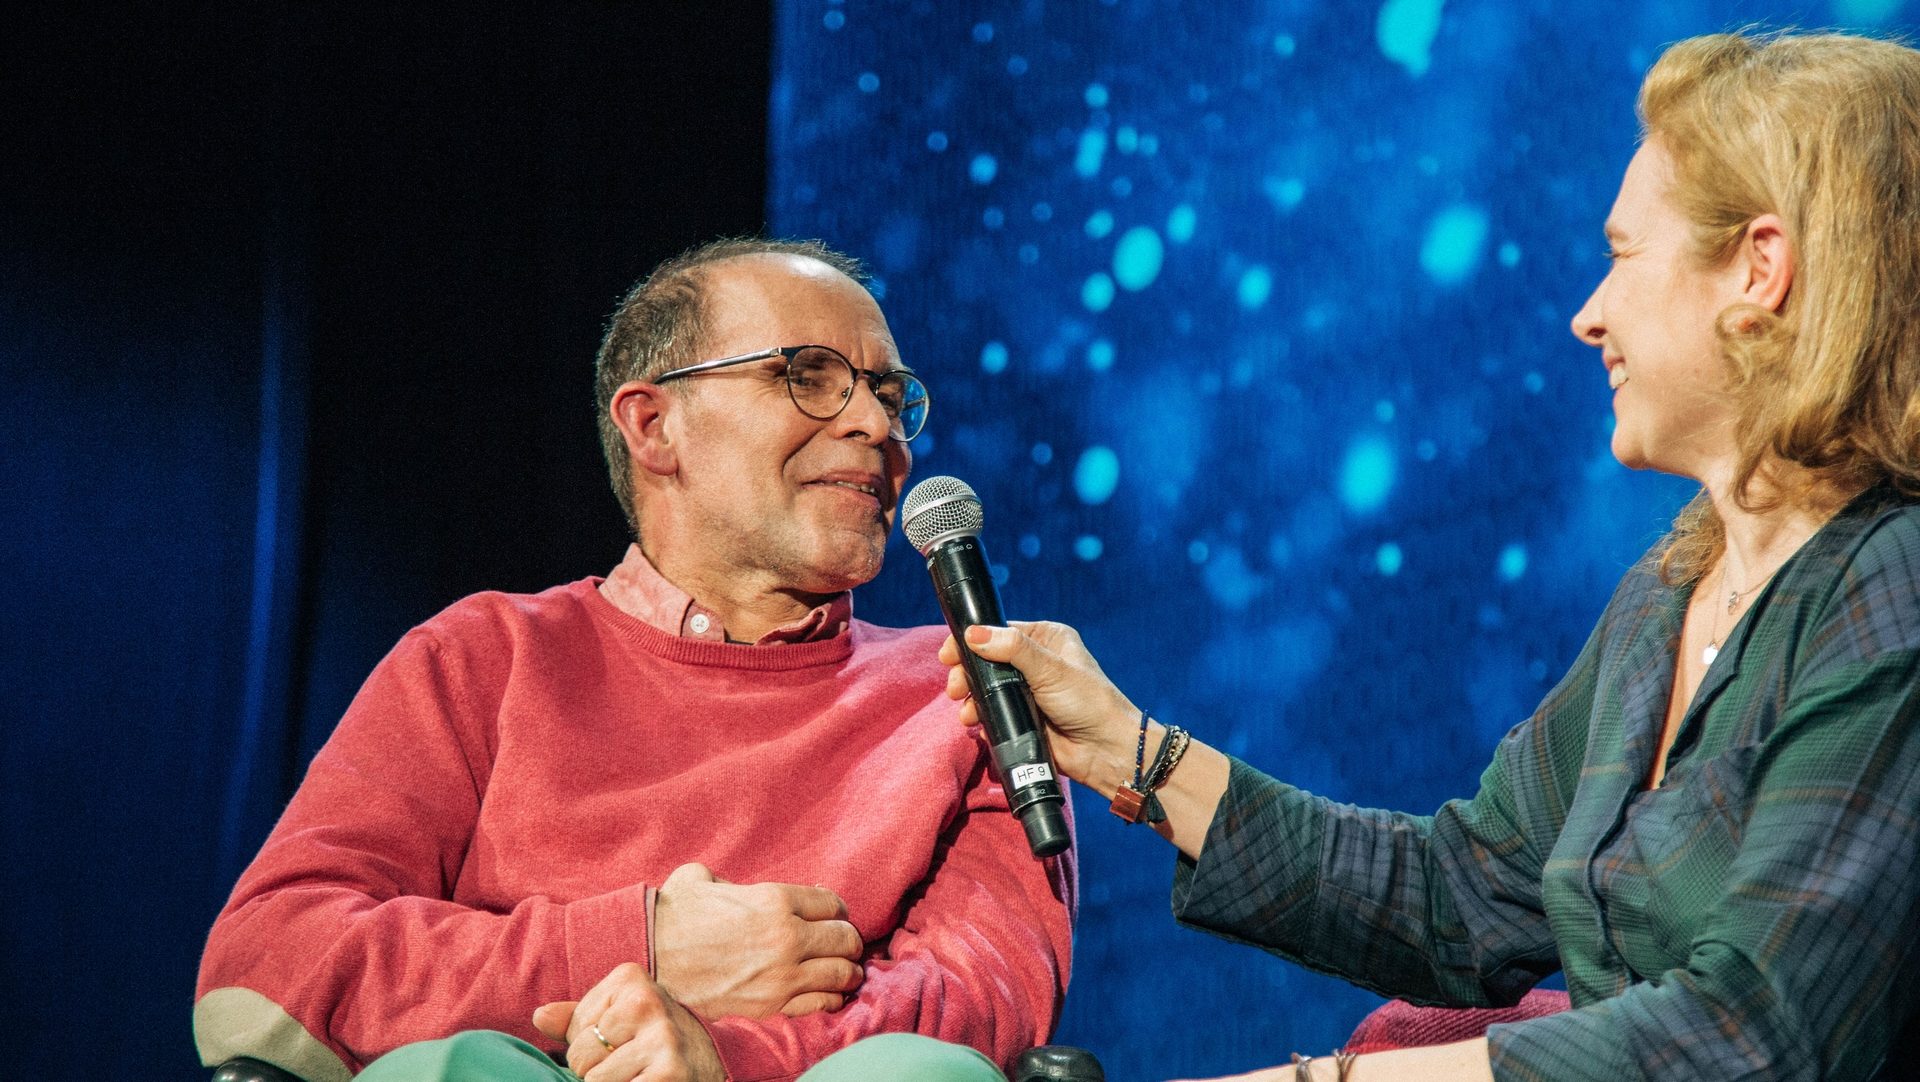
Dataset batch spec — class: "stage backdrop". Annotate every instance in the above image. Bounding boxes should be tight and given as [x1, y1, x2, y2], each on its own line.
[769, 1, 1909, 1077]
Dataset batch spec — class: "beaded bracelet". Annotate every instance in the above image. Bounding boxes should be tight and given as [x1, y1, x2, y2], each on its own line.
[1108, 714, 1192, 824]
[1107, 709, 1154, 822]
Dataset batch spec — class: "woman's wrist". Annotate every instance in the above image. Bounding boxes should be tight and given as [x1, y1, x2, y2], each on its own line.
[1077, 704, 1151, 798]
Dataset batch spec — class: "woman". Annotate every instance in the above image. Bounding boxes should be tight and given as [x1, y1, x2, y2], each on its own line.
[945, 31, 1920, 1082]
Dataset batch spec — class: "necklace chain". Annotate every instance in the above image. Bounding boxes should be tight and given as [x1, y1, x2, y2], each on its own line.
[1723, 568, 1775, 614]
[1693, 499, 1853, 668]
[1702, 561, 1784, 666]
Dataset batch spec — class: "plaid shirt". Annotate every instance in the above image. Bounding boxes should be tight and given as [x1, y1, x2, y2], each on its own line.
[1172, 485, 1920, 1081]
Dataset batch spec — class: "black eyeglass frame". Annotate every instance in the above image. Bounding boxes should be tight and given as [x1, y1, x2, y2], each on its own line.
[651, 344, 930, 442]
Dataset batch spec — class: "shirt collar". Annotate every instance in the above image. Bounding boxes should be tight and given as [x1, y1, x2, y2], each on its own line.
[598, 543, 852, 646]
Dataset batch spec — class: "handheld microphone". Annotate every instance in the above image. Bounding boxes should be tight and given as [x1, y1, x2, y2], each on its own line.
[901, 476, 1070, 859]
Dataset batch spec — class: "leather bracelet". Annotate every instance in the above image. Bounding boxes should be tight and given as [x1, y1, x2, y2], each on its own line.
[1136, 725, 1190, 824]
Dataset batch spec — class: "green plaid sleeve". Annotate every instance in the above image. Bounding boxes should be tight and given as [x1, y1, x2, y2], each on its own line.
[1171, 615, 1604, 1007]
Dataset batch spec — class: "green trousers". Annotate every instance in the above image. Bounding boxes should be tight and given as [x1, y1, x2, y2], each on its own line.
[355, 1030, 1008, 1082]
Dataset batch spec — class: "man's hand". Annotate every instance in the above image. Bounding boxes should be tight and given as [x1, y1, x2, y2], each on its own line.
[653, 862, 865, 1018]
[534, 965, 723, 1082]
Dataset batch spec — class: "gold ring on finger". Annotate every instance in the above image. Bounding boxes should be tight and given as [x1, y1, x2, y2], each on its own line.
[591, 1022, 617, 1052]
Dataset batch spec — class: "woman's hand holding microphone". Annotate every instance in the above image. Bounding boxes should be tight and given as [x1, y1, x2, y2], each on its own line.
[940, 621, 1230, 859]
[939, 621, 1137, 793]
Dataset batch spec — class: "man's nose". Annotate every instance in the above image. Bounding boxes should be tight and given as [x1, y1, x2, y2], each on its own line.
[832, 374, 892, 444]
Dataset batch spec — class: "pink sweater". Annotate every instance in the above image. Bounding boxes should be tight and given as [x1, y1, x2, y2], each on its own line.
[195, 579, 1076, 1080]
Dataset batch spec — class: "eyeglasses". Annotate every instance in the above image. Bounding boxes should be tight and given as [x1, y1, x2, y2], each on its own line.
[652, 344, 930, 442]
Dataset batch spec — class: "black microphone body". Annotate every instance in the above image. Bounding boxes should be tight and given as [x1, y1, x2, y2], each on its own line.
[927, 535, 1071, 857]
[903, 478, 1070, 859]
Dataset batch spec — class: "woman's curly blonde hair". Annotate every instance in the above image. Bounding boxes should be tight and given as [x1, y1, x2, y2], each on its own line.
[1642, 30, 1920, 583]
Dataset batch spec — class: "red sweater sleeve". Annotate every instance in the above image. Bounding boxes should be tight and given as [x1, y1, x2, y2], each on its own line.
[194, 628, 654, 1072]
[701, 758, 1078, 1082]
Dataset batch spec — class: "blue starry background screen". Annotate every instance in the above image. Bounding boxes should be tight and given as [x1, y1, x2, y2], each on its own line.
[771, 0, 1908, 1076]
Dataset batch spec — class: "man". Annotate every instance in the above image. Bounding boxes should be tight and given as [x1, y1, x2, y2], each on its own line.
[194, 239, 1076, 1082]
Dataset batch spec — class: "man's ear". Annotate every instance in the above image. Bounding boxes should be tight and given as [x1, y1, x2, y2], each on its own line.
[609, 381, 679, 477]
[1741, 213, 1793, 314]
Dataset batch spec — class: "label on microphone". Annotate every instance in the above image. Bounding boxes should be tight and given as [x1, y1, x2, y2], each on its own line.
[1009, 762, 1055, 789]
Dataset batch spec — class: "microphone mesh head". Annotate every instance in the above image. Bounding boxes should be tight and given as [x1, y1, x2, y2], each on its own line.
[901, 476, 984, 555]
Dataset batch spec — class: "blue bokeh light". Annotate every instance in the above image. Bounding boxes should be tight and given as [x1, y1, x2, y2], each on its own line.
[1076, 129, 1108, 177]
[1836, 0, 1905, 25]
[1112, 226, 1164, 291]
[980, 340, 1010, 374]
[1421, 204, 1490, 285]
[1264, 175, 1306, 211]
[1498, 542, 1530, 581]
[1339, 438, 1397, 513]
[1087, 339, 1116, 371]
[1376, 541, 1405, 576]
[1074, 445, 1121, 504]
[1237, 265, 1273, 309]
[1081, 272, 1116, 312]
[1167, 204, 1197, 243]
[1377, 0, 1446, 76]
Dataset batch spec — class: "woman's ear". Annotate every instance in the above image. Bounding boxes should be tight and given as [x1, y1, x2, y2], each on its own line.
[1742, 213, 1794, 314]
[609, 381, 678, 477]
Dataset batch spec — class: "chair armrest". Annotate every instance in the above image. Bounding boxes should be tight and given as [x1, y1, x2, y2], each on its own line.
[1012, 1045, 1106, 1082]
[211, 1057, 307, 1082]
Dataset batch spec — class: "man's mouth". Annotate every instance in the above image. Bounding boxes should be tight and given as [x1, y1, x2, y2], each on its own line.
[805, 472, 892, 511]
[1607, 362, 1628, 390]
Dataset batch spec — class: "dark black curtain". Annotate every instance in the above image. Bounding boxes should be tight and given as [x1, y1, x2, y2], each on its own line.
[1, 5, 772, 1076]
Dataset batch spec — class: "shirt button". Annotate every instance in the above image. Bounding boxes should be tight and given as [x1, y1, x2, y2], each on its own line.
[689, 614, 711, 635]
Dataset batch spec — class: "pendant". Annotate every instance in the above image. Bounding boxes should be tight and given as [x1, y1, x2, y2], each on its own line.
[1702, 641, 1720, 666]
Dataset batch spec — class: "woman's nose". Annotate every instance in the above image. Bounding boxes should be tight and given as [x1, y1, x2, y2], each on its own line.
[1570, 282, 1605, 346]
